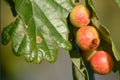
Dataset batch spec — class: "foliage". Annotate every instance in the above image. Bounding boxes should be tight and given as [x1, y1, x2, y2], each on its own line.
[2, 0, 120, 80]
[2, 0, 74, 63]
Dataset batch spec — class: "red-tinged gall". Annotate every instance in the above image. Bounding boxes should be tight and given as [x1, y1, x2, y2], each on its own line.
[90, 51, 114, 75]
[76, 26, 100, 51]
[70, 5, 90, 28]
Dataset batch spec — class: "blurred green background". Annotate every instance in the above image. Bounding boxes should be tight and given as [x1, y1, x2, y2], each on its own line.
[1, 0, 120, 80]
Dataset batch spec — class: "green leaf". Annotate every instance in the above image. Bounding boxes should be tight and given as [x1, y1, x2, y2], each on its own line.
[70, 51, 90, 80]
[2, 22, 15, 45]
[2, 0, 74, 63]
[5, 0, 17, 16]
[115, 0, 120, 7]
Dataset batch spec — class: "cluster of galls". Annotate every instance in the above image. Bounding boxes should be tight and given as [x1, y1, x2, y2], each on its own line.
[70, 5, 114, 75]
